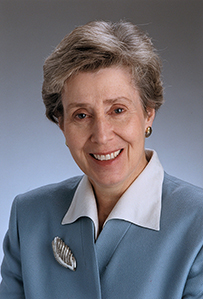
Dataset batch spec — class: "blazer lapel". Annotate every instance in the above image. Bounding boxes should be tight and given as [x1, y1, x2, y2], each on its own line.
[95, 220, 131, 277]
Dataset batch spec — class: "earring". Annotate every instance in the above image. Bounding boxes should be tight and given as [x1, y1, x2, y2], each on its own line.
[145, 126, 152, 138]
[65, 142, 69, 147]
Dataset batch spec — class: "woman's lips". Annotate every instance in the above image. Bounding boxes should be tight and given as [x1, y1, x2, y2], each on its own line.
[90, 149, 123, 161]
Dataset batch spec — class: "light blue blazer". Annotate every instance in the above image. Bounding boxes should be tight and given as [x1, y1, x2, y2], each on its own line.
[1, 173, 203, 298]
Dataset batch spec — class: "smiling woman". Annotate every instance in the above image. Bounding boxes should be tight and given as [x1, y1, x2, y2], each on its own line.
[59, 67, 155, 218]
[1, 20, 203, 299]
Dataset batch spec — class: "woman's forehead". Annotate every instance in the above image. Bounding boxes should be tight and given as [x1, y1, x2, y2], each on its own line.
[62, 66, 138, 101]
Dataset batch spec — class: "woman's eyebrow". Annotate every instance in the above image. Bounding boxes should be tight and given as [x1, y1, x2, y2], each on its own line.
[104, 97, 132, 105]
[66, 102, 91, 110]
[66, 97, 132, 110]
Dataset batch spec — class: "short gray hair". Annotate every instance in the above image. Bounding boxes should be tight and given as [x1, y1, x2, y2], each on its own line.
[42, 20, 164, 124]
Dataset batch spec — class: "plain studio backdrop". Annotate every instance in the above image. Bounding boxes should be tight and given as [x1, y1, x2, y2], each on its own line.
[0, 0, 203, 269]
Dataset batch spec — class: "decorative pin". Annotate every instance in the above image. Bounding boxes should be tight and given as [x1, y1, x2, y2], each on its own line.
[52, 236, 76, 271]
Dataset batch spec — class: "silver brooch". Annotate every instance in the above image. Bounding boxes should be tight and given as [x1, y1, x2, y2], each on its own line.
[52, 236, 76, 271]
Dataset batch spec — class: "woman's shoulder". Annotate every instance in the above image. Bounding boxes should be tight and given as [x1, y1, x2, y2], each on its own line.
[12, 176, 83, 215]
[163, 172, 203, 207]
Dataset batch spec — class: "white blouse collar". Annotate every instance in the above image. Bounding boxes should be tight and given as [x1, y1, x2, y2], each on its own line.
[62, 150, 164, 239]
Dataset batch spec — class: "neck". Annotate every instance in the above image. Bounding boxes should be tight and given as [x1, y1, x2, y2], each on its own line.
[92, 184, 123, 233]
[89, 156, 148, 232]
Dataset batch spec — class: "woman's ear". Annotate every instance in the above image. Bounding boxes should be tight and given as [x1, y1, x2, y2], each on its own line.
[145, 108, 155, 127]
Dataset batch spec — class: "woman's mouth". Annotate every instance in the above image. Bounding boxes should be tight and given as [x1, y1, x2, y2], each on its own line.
[90, 149, 123, 161]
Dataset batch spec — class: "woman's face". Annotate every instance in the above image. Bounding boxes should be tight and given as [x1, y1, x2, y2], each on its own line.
[60, 66, 155, 194]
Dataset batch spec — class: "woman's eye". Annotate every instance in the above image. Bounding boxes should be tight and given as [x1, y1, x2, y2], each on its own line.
[76, 113, 87, 119]
[114, 108, 124, 114]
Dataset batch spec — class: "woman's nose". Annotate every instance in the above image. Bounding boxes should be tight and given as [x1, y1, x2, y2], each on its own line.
[90, 117, 113, 145]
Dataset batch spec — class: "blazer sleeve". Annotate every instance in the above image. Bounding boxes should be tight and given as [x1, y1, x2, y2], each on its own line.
[182, 245, 203, 298]
[0, 197, 25, 299]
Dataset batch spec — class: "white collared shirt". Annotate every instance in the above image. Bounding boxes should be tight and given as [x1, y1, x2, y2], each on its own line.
[62, 150, 164, 239]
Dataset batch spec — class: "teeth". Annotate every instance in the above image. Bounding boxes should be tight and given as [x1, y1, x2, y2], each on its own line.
[93, 150, 121, 161]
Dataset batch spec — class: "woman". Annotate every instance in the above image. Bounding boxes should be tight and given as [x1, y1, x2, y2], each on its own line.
[1, 20, 203, 299]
